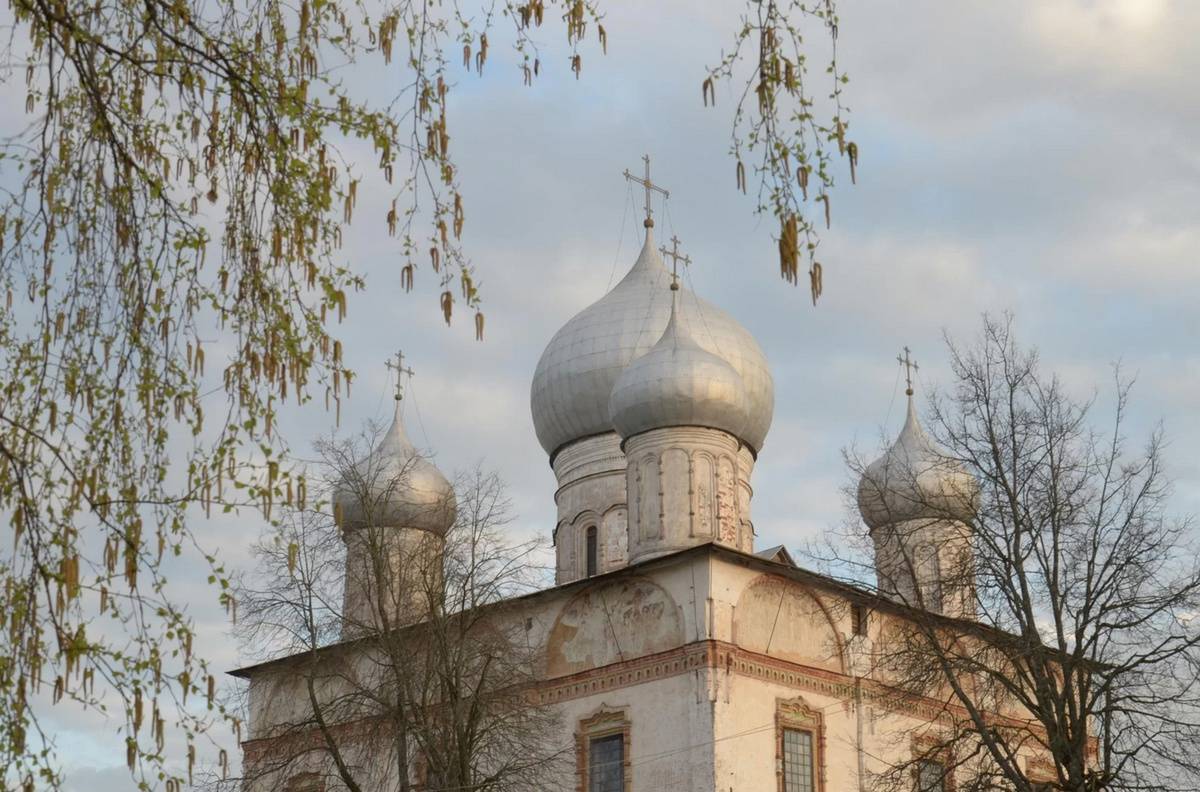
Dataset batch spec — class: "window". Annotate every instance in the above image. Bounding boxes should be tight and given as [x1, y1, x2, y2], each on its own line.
[588, 733, 624, 792]
[915, 760, 945, 792]
[576, 709, 629, 792]
[917, 545, 943, 612]
[851, 603, 868, 637]
[776, 696, 823, 792]
[782, 728, 815, 792]
[585, 525, 598, 577]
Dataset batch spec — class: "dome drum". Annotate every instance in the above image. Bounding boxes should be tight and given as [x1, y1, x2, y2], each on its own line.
[857, 396, 980, 617]
[623, 426, 749, 565]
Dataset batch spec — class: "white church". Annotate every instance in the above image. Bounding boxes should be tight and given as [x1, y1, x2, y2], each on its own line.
[233, 170, 1060, 792]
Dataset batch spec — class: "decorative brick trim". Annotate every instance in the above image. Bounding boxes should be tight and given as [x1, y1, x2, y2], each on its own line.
[286, 772, 325, 792]
[714, 642, 855, 709]
[536, 641, 714, 705]
[910, 733, 957, 792]
[575, 707, 632, 792]
[535, 638, 1059, 751]
[242, 639, 1060, 771]
[775, 695, 826, 792]
[1024, 754, 1057, 785]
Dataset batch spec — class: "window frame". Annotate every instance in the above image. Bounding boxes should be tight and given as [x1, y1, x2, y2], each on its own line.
[776, 696, 825, 792]
[587, 732, 625, 792]
[575, 708, 631, 792]
[907, 738, 956, 792]
[851, 603, 869, 637]
[781, 726, 817, 792]
[917, 543, 944, 612]
[914, 758, 946, 792]
[585, 524, 599, 577]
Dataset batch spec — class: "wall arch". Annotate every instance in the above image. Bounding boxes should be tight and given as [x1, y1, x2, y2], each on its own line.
[546, 576, 685, 677]
[733, 574, 846, 673]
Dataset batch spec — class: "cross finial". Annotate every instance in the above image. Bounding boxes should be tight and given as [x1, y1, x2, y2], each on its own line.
[623, 154, 670, 229]
[659, 235, 691, 292]
[897, 346, 919, 396]
[385, 349, 415, 401]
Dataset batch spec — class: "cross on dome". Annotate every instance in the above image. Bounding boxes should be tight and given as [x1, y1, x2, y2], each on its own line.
[385, 349, 415, 401]
[659, 235, 691, 292]
[897, 346, 919, 396]
[623, 154, 669, 229]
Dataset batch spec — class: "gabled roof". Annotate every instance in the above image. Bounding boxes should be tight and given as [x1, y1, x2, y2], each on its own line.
[228, 540, 1043, 680]
[754, 544, 796, 567]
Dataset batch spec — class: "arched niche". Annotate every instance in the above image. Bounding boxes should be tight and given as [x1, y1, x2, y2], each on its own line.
[600, 505, 628, 569]
[546, 576, 685, 677]
[734, 574, 846, 673]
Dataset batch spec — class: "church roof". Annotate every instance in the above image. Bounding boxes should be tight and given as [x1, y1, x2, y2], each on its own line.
[228, 541, 996, 681]
[856, 395, 978, 530]
[609, 294, 750, 442]
[754, 545, 797, 567]
[331, 399, 456, 534]
[529, 227, 774, 460]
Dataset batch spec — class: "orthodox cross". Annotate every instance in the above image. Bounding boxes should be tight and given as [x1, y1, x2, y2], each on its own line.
[385, 349, 415, 401]
[623, 154, 670, 228]
[660, 235, 691, 292]
[897, 346, 918, 396]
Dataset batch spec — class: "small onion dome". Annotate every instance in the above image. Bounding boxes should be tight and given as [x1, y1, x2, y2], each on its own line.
[333, 401, 456, 534]
[857, 397, 978, 531]
[609, 302, 750, 443]
[530, 228, 774, 459]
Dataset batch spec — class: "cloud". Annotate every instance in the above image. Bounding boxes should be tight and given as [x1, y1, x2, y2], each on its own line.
[10, 0, 1200, 785]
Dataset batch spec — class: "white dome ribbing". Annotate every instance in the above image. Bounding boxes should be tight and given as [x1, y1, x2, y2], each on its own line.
[333, 400, 456, 534]
[530, 228, 774, 458]
[857, 396, 978, 530]
[609, 300, 750, 442]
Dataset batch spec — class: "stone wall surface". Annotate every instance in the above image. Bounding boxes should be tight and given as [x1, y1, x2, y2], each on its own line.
[240, 547, 1060, 792]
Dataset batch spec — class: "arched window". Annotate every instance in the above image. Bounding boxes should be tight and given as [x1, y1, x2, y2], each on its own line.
[918, 545, 943, 613]
[586, 525, 598, 577]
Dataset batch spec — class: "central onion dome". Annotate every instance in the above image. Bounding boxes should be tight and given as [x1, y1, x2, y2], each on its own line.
[609, 302, 749, 441]
[333, 401, 456, 534]
[530, 228, 774, 459]
[857, 397, 978, 530]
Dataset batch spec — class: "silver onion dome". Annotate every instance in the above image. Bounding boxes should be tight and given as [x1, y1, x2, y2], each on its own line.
[333, 401, 456, 535]
[530, 228, 774, 459]
[609, 303, 750, 442]
[857, 397, 978, 531]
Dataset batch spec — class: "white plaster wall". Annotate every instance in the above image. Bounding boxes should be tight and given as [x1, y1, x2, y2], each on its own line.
[552, 433, 629, 583]
[624, 427, 748, 564]
[871, 517, 975, 617]
[712, 673, 856, 791]
[244, 552, 714, 738]
[550, 672, 717, 791]
[243, 549, 1051, 792]
[341, 527, 443, 635]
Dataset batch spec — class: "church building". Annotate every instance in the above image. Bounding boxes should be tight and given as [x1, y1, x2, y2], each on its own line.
[233, 168, 1057, 792]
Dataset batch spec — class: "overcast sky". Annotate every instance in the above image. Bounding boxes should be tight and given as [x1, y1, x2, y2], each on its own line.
[52, 0, 1200, 787]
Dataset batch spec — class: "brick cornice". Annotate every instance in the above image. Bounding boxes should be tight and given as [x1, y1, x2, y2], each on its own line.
[243, 638, 1054, 756]
[534, 639, 1051, 739]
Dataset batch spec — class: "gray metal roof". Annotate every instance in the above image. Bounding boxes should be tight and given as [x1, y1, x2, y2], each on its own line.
[530, 228, 774, 458]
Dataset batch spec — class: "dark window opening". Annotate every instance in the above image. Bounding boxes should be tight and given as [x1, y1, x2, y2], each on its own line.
[851, 603, 869, 637]
[916, 760, 946, 792]
[588, 733, 624, 792]
[586, 526, 598, 577]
